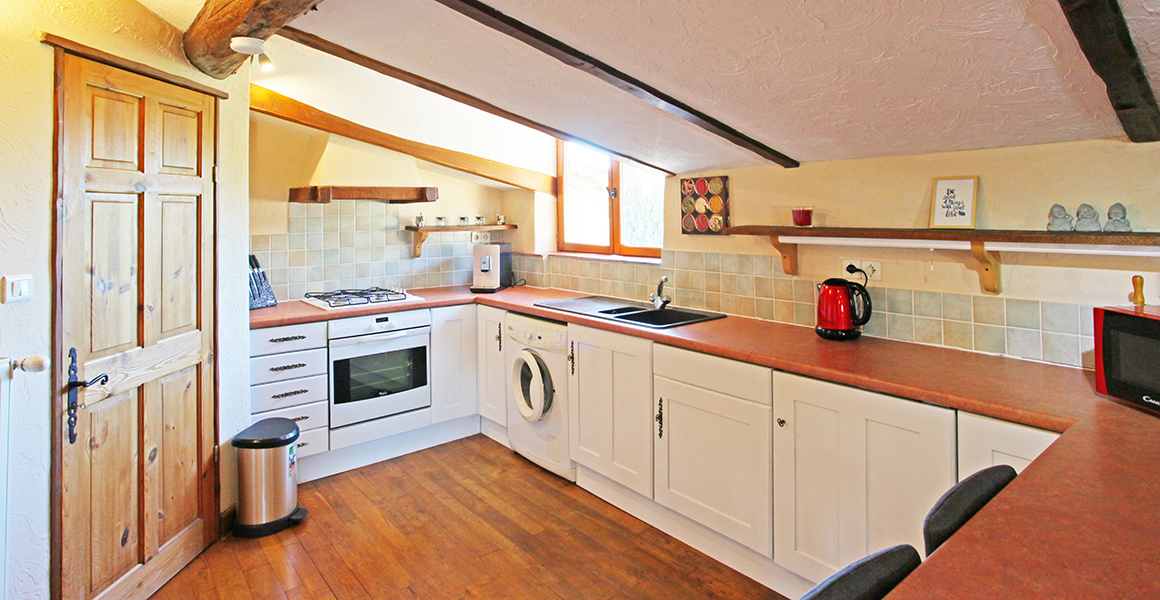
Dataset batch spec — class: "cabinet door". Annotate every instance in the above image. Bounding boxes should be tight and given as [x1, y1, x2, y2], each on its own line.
[568, 325, 653, 497]
[773, 372, 955, 583]
[476, 305, 507, 425]
[431, 305, 478, 423]
[654, 376, 772, 557]
[958, 412, 1059, 480]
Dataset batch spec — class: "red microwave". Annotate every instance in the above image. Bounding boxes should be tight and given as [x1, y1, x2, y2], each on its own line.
[1095, 305, 1160, 414]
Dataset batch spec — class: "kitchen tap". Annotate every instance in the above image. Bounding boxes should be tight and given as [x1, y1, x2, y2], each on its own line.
[649, 276, 671, 310]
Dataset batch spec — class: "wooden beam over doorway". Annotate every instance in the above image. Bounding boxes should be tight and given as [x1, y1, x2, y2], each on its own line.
[1059, 0, 1160, 141]
[428, 0, 800, 168]
[249, 84, 558, 193]
[184, 0, 325, 79]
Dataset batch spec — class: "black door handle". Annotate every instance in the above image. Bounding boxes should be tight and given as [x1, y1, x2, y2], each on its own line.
[66, 348, 109, 445]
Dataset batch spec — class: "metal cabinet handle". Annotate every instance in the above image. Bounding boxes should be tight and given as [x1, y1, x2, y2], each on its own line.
[271, 389, 309, 399]
[496, 322, 502, 351]
[270, 363, 306, 372]
[777, 418, 786, 428]
[568, 341, 576, 375]
[291, 416, 309, 422]
[269, 335, 307, 343]
[656, 398, 664, 439]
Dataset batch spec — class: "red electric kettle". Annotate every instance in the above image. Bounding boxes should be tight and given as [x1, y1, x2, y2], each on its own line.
[816, 278, 873, 340]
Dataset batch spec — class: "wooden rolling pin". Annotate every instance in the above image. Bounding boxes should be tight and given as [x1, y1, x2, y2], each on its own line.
[1133, 275, 1145, 307]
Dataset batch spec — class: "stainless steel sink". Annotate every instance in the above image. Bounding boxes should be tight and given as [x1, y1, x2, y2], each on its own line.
[535, 296, 725, 329]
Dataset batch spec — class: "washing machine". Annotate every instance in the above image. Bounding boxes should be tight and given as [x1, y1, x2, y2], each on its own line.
[504, 313, 576, 481]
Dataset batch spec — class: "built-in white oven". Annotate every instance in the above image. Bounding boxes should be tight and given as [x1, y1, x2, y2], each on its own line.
[327, 310, 431, 428]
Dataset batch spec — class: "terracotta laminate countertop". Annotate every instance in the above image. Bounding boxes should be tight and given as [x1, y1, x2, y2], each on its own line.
[251, 286, 1160, 598]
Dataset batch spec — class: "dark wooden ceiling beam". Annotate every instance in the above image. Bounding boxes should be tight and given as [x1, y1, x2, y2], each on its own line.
[1059, 0, 1160, 142]
[277, 26, 674, 175]
[428, 0, 799, 168]
[184, 0, 325, 79]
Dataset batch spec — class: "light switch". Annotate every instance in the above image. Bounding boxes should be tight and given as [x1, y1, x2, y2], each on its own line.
[1, 275, 33, 304]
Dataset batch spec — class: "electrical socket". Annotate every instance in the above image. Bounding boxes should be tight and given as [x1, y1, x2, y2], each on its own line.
[471, 231, 491, 244]
[840, 259, 881, 281]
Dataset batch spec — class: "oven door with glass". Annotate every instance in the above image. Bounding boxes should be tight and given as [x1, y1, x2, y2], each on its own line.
[329, 326, 431, 428]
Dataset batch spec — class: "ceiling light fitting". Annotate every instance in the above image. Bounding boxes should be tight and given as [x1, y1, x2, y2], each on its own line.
[257, 53, 274, 72]
[229, 36, 266, 55]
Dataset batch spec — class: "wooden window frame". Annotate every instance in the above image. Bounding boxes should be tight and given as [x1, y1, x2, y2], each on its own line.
[555, 140, 663, 259]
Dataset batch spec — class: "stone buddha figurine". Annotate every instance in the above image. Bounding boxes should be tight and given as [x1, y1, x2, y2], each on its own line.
[1046, 204, 1073, 231]
[1074, 203, 1102, 231]
[1104, 202, 1132, 232]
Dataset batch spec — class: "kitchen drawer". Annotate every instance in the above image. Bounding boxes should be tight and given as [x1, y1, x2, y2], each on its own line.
[250, 322, 327, 357]
[294, 426, 329, 459]
[252, 400, 329, 433]
[654, 344, 772, 405]
[251, 374, 329, 414]
[250, 348, 328, 386]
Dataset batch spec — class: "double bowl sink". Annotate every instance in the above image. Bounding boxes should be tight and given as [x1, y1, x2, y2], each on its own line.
[534, 296, 726, 329]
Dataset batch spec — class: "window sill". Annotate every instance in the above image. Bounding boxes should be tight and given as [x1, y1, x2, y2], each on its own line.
[544, 251, 661, 265]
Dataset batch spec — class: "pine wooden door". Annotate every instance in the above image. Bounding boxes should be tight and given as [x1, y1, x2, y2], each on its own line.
[54, 53, 217, 600]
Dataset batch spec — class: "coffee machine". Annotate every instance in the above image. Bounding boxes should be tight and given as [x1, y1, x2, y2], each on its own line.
[471, 243, 512, 293]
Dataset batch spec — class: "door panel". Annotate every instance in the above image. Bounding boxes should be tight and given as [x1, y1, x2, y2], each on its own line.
[159, 104, 201, 176]
[56, 52, 217, 600]
[773, 372, 955, 583]
[654, 376, 772, 557]
[89, 193, 139, 355]
[160, 367, 199, 543]
[88, 87, 141, 170]
[567, 325, 653, 497]
[160, 196, 198, 335]
[431, 305, 478, 423]
[88, 390, 140, 593]
[477, 305, 507, 425]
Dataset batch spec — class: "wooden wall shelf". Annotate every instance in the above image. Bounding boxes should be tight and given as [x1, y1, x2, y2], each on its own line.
[403, 224, 516, 258]
[722, 225, 1160, 295]
[288, 186, 439, 204]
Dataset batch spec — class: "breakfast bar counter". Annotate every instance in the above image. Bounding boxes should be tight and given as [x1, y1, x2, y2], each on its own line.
[250, 285, 1160, 598]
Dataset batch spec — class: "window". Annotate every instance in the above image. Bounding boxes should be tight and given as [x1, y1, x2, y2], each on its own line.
[557, 140, 664, 258]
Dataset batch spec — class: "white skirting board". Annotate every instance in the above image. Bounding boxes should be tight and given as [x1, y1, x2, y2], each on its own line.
[298, 415, 481, 483]
[479, 417, 509, 448]
[576, 466, 815, 600]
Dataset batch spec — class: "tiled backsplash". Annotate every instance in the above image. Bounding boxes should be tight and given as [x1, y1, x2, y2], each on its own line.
[250, 201, 498, 301]
[514, 250, 1096, 370]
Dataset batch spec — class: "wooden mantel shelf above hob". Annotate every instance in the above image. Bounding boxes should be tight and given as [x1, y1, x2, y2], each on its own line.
[723, 225, 1160, 295]
[288, 186, 439, 204]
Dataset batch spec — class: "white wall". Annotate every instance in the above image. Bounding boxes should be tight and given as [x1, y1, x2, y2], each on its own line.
[0, 2, 251, 597]
[253, 35, 558, 177]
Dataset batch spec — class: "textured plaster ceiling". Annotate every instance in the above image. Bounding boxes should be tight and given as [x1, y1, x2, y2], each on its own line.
[290, 0, 1155, 171]
[1122, 0, 1160, 101]
[137, 0, 204, 30]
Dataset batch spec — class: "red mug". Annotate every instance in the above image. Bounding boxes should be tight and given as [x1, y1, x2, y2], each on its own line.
[792, 207, 814, 227]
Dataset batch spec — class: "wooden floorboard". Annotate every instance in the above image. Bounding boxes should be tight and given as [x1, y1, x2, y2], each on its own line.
[151, 434, 788, 600]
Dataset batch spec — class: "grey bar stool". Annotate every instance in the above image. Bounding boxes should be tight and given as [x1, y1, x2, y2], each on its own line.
[923, 464, 1017, 557]
[798, 544, 922, 600]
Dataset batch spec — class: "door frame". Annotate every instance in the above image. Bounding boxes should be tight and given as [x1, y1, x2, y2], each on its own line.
[46, 38, 226, 599]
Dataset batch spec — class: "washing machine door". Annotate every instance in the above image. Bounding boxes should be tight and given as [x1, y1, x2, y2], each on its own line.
[512, 349, 554, 422]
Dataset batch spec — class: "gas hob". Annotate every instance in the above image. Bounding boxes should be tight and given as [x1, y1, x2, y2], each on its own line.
[302, 287, 424, 310]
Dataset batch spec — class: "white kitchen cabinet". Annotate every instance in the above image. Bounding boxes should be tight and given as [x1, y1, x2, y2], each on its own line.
[431, 305, 478, 424]
[476, 305, 508, 425]
[772, 372, 956, 583]
[957, 412, 1059, 480]
[567, 324, 653, 497]
[653, 345, 773, 557]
